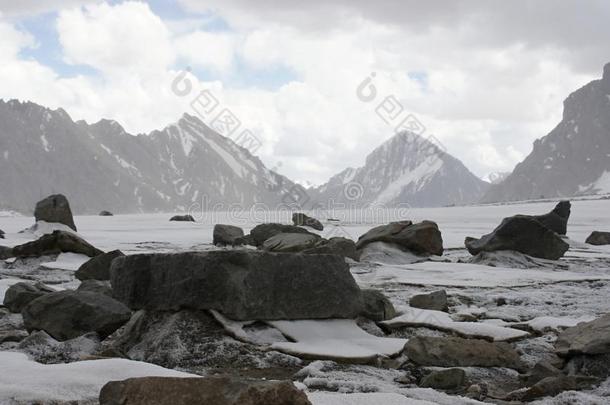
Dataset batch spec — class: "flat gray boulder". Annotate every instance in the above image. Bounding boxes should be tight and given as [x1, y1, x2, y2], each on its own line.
[585, 231, 610, 245]
[3, 282, 54, 313]
[262, 233, 320, 253]
[22, 290, 131, 341]
[405, 336, 525, 371]
[465, 215, 569, 260]
[110, 251, 363, 321]
[213, 224, 245, 246]
[12, 230, 103, 258]
[34, 194, 77, 231]
[356, 221, 443, 256]
[409, 290, 448, 312]
[360, 289, 396, 321]
[75, 250, 124, 281]
[556, 314, 610, 357]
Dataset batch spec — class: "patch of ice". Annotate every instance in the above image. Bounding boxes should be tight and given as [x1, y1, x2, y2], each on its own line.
[269, 319, 407, 362]
[0, 351, 196, 403]
[382, 307, 528, 341]
[40, 133, 50, 152]
[40, 252, 90, 271]
[308, 392, 437, 405]
[516, 316, 595, 333]
[355, 262, 610, 288]
[23, 221, 77, 238]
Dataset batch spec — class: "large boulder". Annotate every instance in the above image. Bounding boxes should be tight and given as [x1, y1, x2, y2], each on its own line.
[405, 336, 525, 371]
[465, 216, 569, 260]
[530, 201, 571, 235]
[585, 231, 610, 246]
[77, 279, 113, 297]
[213, 224, 245, 246]
[3, 282, 54, 313]
[12, 230, 103, 258]
[169, 215, 195, 222]
[409, 290, 448, 312]
[262, 233, 320, 253]
[99, 376, 312, 405]
[555, 314, 610, 357]
[302, 237, 359, 261]
[360, 289, 396, 321]
[75, 250, 124, 281]
[34, 194, 77, 231]
[356, 221, 443, 256]
[110, 251, 363, 321]
[22, 290, 131, 341]
[249, 223, 312, 246]
[292, 213, 324, 231]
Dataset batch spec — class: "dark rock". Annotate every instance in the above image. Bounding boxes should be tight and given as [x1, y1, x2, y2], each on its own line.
[235, 234, 255, 246]
[520, 360, 564, 386]
[250, 223, 312, 246]
[77, 279, 113, 297]
[104, 310, 301, 371]
[518, 376, 596, 401]
[405, 336, 525, 371]
[302, 237, 359, 261]
[420, 368, 467, 390]
[556, 314, 610, 357]
[409, 290, 448, 312]
[99, 210, 114, 216]
[292, 213, 324, 231]
[213, 224, 245, 246]
[531, 201, 571, 235]
[12, 230, 103, 258]
[110, 251, 363, 321]
[22, 290, 131, 341]
[360, 289, 396, 322]
[262, 233, 320, 253]
[565, 353, 610, 378]
[75, 250, 124, 281]
[0, 245, 13, 259]
[34, 194, 77, 231]
[3, 282, 54, 313]
[585, 231, 610, 245]
[356, 221, 443, 256]
[99, 376, 312, 405]
[0, 229, 4, 239]
[169, 214, 195, 222]
[465, 215, 569, 260]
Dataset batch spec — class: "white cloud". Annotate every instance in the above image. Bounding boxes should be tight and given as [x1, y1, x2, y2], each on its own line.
[57, 2, 174, 75]
[0, 0, 606, 186]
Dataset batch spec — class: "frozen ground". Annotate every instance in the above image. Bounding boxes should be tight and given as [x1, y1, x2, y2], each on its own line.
[1, 198, 610, 403]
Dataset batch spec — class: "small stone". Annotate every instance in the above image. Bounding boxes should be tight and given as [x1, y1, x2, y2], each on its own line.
[409, 290, 448, 312]
[169, 215, 195, 222]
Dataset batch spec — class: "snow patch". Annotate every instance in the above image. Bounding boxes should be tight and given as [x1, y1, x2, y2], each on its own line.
[40, 252, 90, 271]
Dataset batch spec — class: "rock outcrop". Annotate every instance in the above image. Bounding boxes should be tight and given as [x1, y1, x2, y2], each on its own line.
[12, 230, 103, 258]
[34, 194, 77, 231]
[465, 216, 569, 260]
[292, 213, 323, 231]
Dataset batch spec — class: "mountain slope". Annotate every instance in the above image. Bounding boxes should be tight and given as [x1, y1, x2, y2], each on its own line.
[0, 100, 300, 214]
[313, 132, 489, 207]
[482, 63, 610, 202]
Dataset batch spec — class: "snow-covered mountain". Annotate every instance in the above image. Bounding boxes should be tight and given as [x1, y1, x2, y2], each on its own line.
[0, 100, 302, 214]
[485, 172, 510, 185]
[313, 131, 489, 207]
[482, 63, 610, 202]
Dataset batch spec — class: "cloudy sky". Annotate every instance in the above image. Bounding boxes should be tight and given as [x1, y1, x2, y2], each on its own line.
[0, 0, 608, 185]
